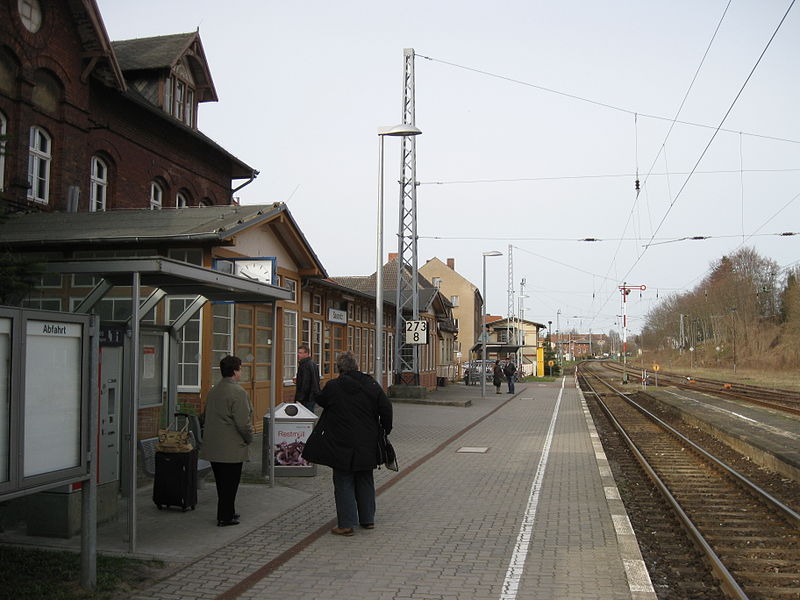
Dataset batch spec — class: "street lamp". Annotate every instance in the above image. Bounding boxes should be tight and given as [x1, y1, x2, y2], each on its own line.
[481, 250, 503, 398]
[375, 124, 422, 384]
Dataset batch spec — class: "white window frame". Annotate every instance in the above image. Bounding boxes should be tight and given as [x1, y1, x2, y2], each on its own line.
[312, 294, 322, 314]
[312, 320, 323, 374]
[89, 155, 108, 212]
[149, 180, 163, 210]
[301, 317, 311, 346]
[27, 126, 51, 203]
[0, 111, 6, 192]
[18, 0, 42, 33]
[168, 297, 203, 391]
[283, 278, 297, 303]
[283, 310, 298, 383]
[450, 295, 460, 307]
[176, 191, 188, 208]
[211, 303, 234, 381]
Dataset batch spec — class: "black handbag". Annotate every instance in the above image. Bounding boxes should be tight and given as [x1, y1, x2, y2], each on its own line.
[380, 430, 398, 471]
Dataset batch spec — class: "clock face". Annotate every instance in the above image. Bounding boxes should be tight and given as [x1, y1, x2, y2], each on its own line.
[237, 260, 272, 284]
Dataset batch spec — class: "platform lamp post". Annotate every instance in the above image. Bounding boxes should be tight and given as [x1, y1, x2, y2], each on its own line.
[481, 250, 503, 398]
[547, 320, 552, 376]
[375, 124, 422, 384]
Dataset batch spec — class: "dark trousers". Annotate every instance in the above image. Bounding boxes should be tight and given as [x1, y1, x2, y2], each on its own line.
[332, 469, 376, 529]
[210, 461, 243, 522]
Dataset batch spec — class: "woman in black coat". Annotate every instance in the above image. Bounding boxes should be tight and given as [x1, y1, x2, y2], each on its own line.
[301, 351, 393, 536]
[492, 360, 504, 394]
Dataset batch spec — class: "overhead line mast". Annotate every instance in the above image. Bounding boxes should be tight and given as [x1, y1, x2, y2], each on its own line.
[393, 48, 421, 385]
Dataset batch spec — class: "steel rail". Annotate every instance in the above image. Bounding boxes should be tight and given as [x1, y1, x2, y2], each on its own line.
[578, 366, 750, 600]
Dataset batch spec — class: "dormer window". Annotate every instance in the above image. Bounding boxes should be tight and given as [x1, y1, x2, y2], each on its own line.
[164, 65, 195, 127]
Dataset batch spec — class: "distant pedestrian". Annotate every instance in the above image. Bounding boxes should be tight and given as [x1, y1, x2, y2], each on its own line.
[200, 355, 253, 527]
[492, 360, 504, 394]
[504, 360, 517, 394]
[301, 352, 393, 536]
[294, 343, 321, 412]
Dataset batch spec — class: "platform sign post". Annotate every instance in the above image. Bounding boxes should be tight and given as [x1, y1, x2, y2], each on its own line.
[652, 363, 660, 387]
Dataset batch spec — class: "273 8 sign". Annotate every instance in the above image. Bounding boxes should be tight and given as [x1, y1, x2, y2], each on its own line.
[404, 320, 428, 345]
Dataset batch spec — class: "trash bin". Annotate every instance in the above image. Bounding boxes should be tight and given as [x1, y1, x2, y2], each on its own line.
[262, 403, 318, 477]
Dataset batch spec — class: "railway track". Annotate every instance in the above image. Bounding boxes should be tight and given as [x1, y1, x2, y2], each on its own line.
[578, 363, 800, 599]
[599, 360, 800, 415]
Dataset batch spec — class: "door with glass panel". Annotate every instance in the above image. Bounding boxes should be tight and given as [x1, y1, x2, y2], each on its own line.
[235, 305, 273, 432]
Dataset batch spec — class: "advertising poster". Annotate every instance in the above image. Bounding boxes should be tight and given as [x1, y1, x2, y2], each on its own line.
[274, 421, 313, 467]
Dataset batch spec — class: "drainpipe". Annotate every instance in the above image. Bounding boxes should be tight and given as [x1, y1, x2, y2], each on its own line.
[231, 169, 260, 203]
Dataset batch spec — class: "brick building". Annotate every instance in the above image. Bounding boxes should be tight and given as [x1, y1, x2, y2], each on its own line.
[0, 0, 253, 213]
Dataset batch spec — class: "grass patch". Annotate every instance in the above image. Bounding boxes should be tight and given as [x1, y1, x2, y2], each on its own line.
[0, 545, 165, 599]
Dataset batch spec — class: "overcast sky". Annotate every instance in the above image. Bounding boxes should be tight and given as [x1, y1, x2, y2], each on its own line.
[97, 0, 800, 336]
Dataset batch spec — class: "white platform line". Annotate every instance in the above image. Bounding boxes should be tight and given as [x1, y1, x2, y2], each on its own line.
[499, 377, 564, 600]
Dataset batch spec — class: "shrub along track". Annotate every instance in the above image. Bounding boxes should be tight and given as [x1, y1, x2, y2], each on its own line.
[578, 363, 800, 600]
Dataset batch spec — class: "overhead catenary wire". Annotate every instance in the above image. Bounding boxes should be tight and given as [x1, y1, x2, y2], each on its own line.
[417, 51, 800, 146]
[589, 0, 797, 331]
[418, 168, 800, 186]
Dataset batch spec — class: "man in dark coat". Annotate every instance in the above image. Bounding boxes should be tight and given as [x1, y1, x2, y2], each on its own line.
[301, 351, 392, 536]
[294, 343, 321, 412]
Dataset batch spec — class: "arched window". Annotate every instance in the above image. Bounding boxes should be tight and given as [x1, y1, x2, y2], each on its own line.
[0, 111, 7, 192]
[149, 180, 163, 210]
[199, 197, 213, 207]
[27, 126, 51, 203]
[176, 190, 189, 208]
[90, 156, 108, 212]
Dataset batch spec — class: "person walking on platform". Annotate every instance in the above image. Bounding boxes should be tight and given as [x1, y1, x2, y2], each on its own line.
[201, 355, 253, 527]
[504, 359, 517, 394]
[301, 352, 393, 536]
[492, 360, 504, 394]
[294, 343, 321, 412]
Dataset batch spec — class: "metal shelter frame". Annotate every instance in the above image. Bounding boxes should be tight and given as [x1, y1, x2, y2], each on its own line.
[44, 257, 291, 557]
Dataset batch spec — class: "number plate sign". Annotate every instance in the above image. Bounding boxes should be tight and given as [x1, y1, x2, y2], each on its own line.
[405, 320, 428, 344]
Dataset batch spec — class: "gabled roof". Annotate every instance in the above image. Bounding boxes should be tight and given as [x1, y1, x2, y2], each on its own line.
[0, 204, 327, 277]
[67, 0, 126, 90]
[487, 316, 547, 330]
[111, 31, 218, 102]
[333, 258, 435, 293]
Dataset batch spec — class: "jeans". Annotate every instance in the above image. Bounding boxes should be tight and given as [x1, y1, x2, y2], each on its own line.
[332, 469, 376, 528]
[507, 375, 515, 393]
[301, 398, 316, 413]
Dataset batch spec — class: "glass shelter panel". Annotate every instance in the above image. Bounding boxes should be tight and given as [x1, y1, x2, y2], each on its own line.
[24, 321, 82, 477]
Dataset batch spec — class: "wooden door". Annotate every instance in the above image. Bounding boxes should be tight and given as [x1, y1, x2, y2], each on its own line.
[235, 305, 274, 433]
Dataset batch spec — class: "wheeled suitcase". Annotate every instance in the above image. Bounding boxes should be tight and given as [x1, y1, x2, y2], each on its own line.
[153, 448, 198, 511]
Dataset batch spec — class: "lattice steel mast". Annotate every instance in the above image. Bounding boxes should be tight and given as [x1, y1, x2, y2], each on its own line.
[507, 244, 515, 344]
[393, 48, 420, 385]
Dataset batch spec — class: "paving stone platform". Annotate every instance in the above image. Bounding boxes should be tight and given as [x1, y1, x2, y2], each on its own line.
[4, 378, 657, 600]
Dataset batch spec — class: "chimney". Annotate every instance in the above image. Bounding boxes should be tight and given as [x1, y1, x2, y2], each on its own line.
[447, 258, 455, 270]
[388, 253, 398, 261]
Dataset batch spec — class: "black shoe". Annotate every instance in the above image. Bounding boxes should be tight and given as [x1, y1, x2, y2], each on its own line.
[233, 513, 240, 520]
[217, 519, 240, 527]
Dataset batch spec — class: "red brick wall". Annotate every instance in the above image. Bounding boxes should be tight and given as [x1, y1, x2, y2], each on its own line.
[0, 1, 238, 212]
